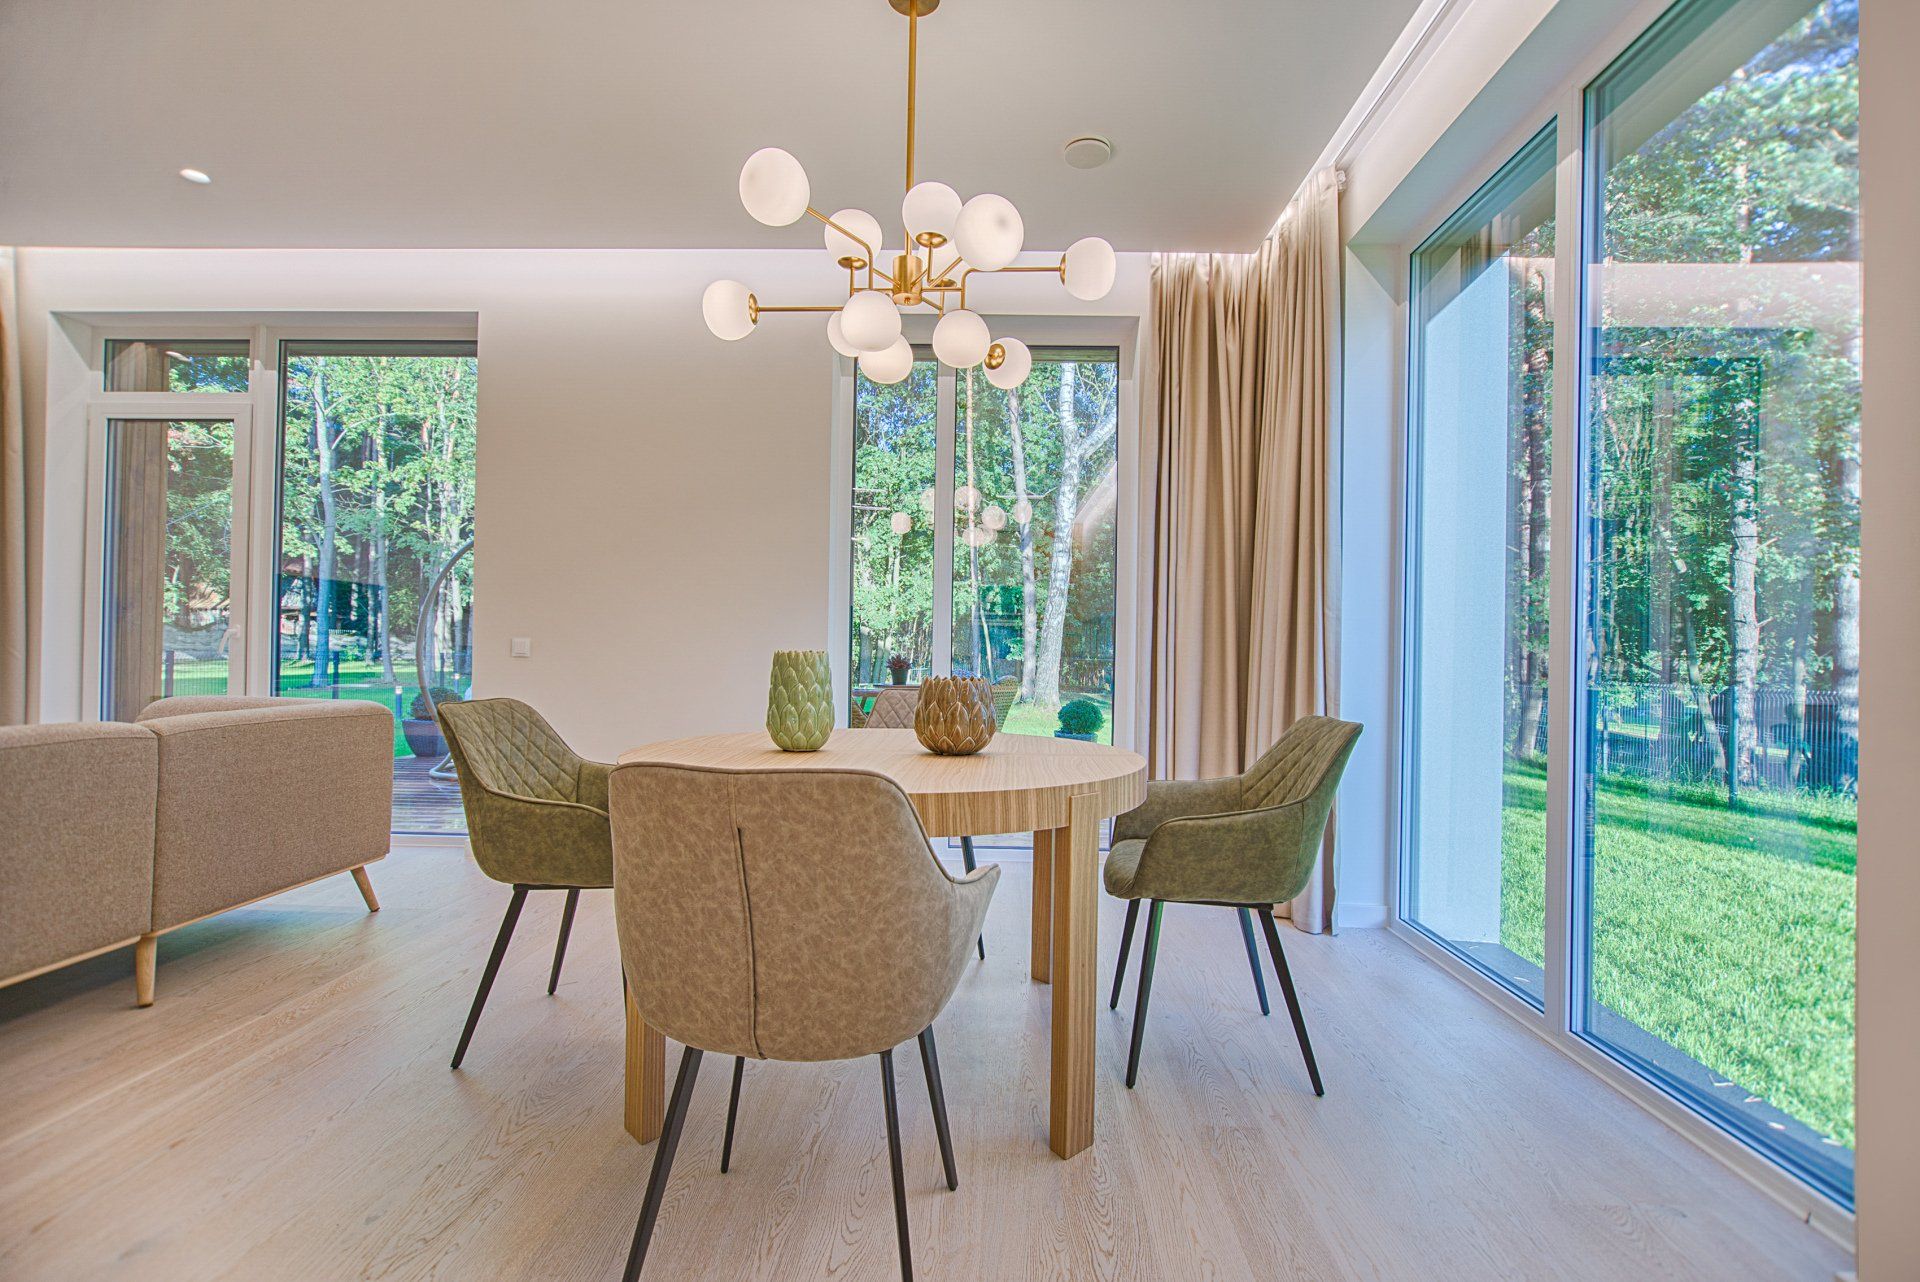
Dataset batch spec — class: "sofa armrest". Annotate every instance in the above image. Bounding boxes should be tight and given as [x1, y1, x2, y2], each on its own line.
[0, 723, 157, 982]
[143, 701, 394, 930]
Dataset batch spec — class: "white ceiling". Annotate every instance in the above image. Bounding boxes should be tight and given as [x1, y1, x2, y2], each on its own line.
[0, 0, 1421, 253]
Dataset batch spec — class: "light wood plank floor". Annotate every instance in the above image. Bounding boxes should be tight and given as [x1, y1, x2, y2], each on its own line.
[0, 845, 1849, 1281]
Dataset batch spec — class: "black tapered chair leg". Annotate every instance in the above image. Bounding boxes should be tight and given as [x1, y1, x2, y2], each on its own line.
[548, 888, 581, 995]
[879, 1050, 914, 1282]
[917, 1026, 957, 1191]
[451, 885, 529, 1069]
[623, 1046, 704, 1282]
[959, 837, 985, 960]
[1257, 907, 1324, 1096]
[1109, 898, 1140, 1009]
[1124, 900, 1164, 1089]
[1237, 908, 1271, 1016]
[720, 1055, 745, 1173]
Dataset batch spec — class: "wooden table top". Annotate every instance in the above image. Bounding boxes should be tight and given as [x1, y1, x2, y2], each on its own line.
[617, 729, 1147, 838]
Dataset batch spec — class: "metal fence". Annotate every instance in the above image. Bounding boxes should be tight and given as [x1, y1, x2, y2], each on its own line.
[1584, 681, 1857, 796]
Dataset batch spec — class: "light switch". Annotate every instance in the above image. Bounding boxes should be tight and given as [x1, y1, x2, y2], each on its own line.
[510, 636, 532, 658]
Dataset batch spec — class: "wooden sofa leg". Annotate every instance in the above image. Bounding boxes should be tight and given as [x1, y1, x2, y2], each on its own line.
[134, 934, 157, 1007]
[351, 866, 380, 912]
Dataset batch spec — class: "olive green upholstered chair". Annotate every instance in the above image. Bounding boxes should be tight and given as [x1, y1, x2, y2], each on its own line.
[608, 763, 997, 1282]
[437, 698, 615, 1069]
[1106, 715, 1362, 1092]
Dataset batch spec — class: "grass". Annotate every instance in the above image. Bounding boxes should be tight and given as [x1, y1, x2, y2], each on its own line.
[999, 694, 1114, 744]
[1499, 758, 1856, 1147]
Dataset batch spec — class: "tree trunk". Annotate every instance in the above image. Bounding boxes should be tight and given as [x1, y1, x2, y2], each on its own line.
[1727, 153, 1761, 786]
[371, 396, 396, 683]
[1006, 386, 1039, 698]
[1031, 366, 1082, 708]
[309, 360, 339, 689]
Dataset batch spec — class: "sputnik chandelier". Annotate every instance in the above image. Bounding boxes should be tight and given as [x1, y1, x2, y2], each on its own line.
[701, 0, 1117, 388]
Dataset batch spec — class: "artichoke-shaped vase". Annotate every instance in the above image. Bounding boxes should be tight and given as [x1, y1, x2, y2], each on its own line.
[767, 650, 834, 752]
[914, 676, 998, 756]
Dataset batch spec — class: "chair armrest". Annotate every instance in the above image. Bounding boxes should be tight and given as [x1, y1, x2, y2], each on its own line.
[1128, 801, 1316, 907]
[465, 786, 614, 888]
[1111, 775, 1244, 844]
[575, 759, 613, 812]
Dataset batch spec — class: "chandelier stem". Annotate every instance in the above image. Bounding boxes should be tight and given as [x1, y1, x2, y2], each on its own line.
[905, 8, 918, 193]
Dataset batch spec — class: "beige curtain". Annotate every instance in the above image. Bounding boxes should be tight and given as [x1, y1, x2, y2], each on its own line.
[0, 248, 26, 727]
[1144, 169, 1341, 931]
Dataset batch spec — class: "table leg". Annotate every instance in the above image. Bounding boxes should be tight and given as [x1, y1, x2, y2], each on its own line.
[624, 984, 665, 1143]
[1030, 828, 1054, 983]
[1048, 792, 1099, 1159]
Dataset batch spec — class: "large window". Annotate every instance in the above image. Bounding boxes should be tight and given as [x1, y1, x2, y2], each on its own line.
[1576, 0, 1857, 1202]
[275, 342, 480, 835]
[1399, 0, 1860, 1211]
[1403, 126, 1557, 1005]
[849, 346, 1121, 747]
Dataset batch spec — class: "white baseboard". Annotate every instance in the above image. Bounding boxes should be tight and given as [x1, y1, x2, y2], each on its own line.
[1334, 901, 1389, 930]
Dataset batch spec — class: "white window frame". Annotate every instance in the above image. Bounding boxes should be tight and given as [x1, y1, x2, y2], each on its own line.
[1385, 0, 1856, 1245]
[828, 316, 1144, 766]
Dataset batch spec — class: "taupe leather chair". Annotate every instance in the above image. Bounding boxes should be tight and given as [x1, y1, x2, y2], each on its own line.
[437, 698, 614, 1069]
[1106, 715, 1362, 1092]
[608, 763, 997, 1282]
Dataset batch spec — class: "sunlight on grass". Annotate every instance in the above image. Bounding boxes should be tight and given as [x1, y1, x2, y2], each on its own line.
[1500, 759, 1855, 1146]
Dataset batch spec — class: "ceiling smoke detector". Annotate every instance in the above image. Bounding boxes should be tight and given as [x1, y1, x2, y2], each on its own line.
[1061, 136, 1113, 170]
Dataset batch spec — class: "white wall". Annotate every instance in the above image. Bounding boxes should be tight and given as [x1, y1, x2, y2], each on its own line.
[16, 248, 1149, 761]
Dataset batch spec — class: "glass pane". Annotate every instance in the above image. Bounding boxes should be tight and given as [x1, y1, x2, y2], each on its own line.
[1403, 126, 1557, 1006]
[101, 419, 235, 719]
[849, 356, 938, 719]
[275, 344, 479, 834]
[1579, 0, 1857, 1202]
[105, 339, 250, 392]
[951, 350, 1119, 744]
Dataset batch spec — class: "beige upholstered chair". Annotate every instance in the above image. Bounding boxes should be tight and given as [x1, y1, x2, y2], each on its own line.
[608, 763, 997, 1282]
[863, 685, 918, 729]
[437, 698, 614, 1069]
[1107, 715, 1362, 1091]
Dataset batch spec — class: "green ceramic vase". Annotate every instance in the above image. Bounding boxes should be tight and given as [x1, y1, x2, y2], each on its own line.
[766, 649, 834, 752]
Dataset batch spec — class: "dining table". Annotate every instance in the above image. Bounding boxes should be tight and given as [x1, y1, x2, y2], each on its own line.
[614, 727, 1147, 1160]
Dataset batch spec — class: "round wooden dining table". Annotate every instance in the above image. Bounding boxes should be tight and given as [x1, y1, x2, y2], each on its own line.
[614, 728, 1147, 1160]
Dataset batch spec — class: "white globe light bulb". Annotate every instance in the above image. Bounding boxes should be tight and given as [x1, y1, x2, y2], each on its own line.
[984, 337, 1032, 390]
[1063, 236, 1118, 301]
[902, 181, 962, 245]
[859, 336, 914, 385]
[1012, 498, 1034, 525]
[701, 279, 755, 341]
[889, 511, 913, 536]
[840, 291, 902, 353]
[982, 503, 1008, 532]
[919, 486, 936, 512]
[932, 309, 991, 368]
[954, 483, 980, 511]
[953, 193, 1025, 272]
[739, 147, 810, 226]
[823, 208, 883, 265]
[825, 310, 862, 359]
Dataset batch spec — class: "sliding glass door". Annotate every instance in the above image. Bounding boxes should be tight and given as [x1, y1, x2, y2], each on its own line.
[1576, 0, 1857, 1201]
[1403, 127, 1557, 1005]
[274, 342, 480, 834]
[1400, 0, 1859, 1209]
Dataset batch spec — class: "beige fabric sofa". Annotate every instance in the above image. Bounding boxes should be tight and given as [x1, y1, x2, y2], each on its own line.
[0, 696, 393, 1006]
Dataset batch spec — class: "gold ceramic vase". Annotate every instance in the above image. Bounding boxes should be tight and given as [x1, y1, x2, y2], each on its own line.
[914, 676, 998, 755]
[767, 650, 834, 752]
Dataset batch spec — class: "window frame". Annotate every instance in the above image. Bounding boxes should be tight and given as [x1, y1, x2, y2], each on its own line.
[1385, 0, 1857, 1236]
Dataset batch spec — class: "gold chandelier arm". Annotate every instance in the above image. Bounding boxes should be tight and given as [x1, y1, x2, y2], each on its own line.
[748, 300, 843, 323]
[956, 258, 1068, 309]
[906, 7, 918, 191]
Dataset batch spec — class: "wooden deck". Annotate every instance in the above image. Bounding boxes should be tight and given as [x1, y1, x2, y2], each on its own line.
[392, 755, 466, 834]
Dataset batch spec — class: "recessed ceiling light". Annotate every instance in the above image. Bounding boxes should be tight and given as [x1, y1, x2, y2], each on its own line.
[178, 168, 212, 185]
[1062, 136, 1113, 170]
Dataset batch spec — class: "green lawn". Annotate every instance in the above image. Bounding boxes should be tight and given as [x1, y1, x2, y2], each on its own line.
[1000, 694, 1113, 743]
[164, 656, 436, 758]
[1500, 758, 1856, 1146]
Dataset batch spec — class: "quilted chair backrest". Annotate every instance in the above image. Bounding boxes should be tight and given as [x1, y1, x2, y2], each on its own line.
[991, 678, 1019, 727]
[1241, 716, 1364, 814]
[438, 698, 582, 804]
[609, 764, 969, 1063]
[863, 687, 918, 730]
